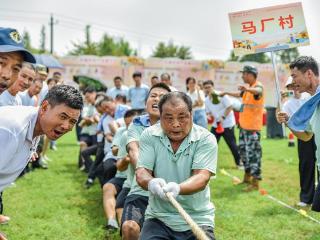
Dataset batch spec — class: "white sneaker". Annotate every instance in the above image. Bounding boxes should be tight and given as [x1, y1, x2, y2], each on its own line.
[296, 202, 309, 208]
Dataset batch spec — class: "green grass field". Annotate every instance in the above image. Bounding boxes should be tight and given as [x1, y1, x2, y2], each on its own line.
[1, 129, 320, 240]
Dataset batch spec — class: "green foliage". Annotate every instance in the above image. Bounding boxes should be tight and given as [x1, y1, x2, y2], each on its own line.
[69, 25, 135, 57]
[152, 41, 192, 59]
[3, 128, 320, 239]
[22, 29, 49, 54]
[239, 52, 271, 63]
[227, 51, 240, 62]
[22, 30, 32, 51]
[276, 48, 300, 64]
[227, 50, 271, 63]
[74, 75, 107, 92]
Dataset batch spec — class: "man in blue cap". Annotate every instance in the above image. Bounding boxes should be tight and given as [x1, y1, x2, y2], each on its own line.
[0, 27, 36, 94]
[0, 27, 35, 240]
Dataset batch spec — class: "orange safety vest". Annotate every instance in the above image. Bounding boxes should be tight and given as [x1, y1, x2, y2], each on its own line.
[239, 81, 264, 131]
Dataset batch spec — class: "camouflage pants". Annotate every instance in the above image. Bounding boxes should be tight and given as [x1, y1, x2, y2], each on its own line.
[239, 128, 262, 179]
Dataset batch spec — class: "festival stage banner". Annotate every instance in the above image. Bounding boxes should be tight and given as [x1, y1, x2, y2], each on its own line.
[229, 2, 309, 56]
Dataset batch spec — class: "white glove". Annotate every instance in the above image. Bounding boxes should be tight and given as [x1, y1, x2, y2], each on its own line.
[148, 178, 166, 199]
[163, 182, 180, 199]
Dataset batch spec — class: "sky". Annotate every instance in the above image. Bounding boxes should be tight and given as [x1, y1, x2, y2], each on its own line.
[0, 0, 319, 61]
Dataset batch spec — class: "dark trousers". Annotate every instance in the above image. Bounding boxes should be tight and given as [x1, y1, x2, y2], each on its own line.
[312, 183, 320, 212]
[81, 144, 97, 172]
[0, 192, 3, 214]
[87, 142, 105, 180]
[140, 218, 215, 240]
[211, 126, 241, 166]
[297, 137, 317, 204]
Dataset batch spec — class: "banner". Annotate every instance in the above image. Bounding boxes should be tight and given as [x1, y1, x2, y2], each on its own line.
[229, 2, 309, 56]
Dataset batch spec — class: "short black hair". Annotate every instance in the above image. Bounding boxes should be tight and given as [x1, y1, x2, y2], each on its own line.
[47, 78, 57, 85]
[96, 92, 107, 99]
[132, 71, 142, 78]
[53, 72, 61, 76]
[147, 82, 171, 98]
[114, 76, 122, 81]
[186, 77, 196, 85]
[186, 77, 196, 91]
[160, 73, 170, 80]
[100, 95, 113, 103]
[151, 75, 158, 80]
[159, 92, 192, 115]
[43, 85, 83, 110]
[124, 109, 139, 119]
[203, 80, 214, 86]
[83, 86, 96, 94]
[289, 56, 319, 77]
[115, 94, 127, 104]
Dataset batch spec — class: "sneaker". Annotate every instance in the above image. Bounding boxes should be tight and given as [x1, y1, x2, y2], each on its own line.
[237, 165, 244, 170]
[0, 215, 10, 225]
[296, 202, 310, 208]
[50, 145, 58, 151]
[79, 165, 86, 171]
[43, 155, 52, 162]
[84, 179, 94, 189]
[105, 219, 119, 232]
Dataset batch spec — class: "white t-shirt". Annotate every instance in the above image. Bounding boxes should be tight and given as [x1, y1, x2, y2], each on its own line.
[81, 104, 98, 136]
[205, 95, 236, 128]
[282, 93, 310, 117]
[102, 115, 116, 158]
[0, 90, 22, 106]
[0, 106, 40, 192]
[187, 90, 206, 111]
[169, 86, 178, 92]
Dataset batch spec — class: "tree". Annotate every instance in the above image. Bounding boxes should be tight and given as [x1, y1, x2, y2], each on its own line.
[275, 48, 299, 64]
[69, 25, 98, 55]
[22, 30, 32, 51]
[227, 51, 240, 62]
[239, 52, 271, 63]
[227, 50, 271, 63]
[39, 25, 46, 53]
[69, 26, 135, 56]
[152, 41, 192, 59]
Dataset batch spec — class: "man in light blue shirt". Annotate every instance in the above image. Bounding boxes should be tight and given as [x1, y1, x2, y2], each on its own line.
[107, 76, 129, 100]
[128, 71, 149, 110]
[121, 83, 171, 240]
[136, 92, 217, 240]
[19, 80, 43, 106]
[0, 62, 36, 106]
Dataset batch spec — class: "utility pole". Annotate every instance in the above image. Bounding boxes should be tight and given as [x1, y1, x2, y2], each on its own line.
[49, 14, 54, 54]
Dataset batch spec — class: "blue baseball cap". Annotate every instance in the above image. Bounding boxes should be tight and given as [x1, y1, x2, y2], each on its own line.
[0, 27, 36, 63]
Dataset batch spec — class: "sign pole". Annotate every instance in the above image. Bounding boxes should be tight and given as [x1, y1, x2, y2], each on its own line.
[271, 51, 286, 137]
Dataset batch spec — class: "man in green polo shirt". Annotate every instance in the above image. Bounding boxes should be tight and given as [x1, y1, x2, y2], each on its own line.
[136, 92, 217, 240]
[121, 83, 171, 240]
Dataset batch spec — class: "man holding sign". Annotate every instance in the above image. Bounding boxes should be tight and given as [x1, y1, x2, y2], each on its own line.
[222, 66, 264, 191]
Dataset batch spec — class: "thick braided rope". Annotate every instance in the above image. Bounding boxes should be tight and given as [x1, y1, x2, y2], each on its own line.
[165, 192, 210, 240]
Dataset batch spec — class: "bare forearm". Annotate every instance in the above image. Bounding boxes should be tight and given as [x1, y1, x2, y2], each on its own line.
[224, 106, 233, 117]
[224, 92, 241, 98]
[291, 130, 313, 142]
[179, 170, 211, 195]
[127, 142, 139, 167]
[136, 168, 153, 190]
[116, 157, 129, 171]
[246, 87, 262, 96]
